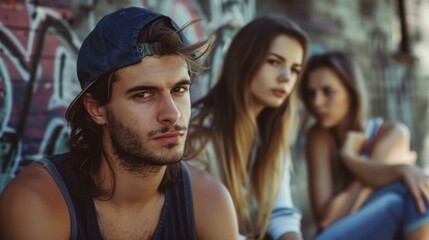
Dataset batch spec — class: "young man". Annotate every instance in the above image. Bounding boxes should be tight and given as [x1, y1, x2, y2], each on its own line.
[0, 7, 238, 240]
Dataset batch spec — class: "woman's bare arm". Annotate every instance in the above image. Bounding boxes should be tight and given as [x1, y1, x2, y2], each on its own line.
[306, 126, 363, 229]
[341, 126, 429, 213]
[346, 122, 415, 211]
[341, 123, 417, 187]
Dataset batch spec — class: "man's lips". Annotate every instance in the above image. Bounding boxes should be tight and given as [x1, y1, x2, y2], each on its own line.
[153, 132, 184, 144]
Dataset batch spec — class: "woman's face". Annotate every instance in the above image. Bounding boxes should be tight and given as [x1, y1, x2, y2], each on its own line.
[249, 34, 304, 114]
[306, 67, 350, 128]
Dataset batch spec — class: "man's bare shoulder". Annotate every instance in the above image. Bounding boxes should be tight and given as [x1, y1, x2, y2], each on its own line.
[187, 163, 227, 195]
[1, 164, 57, 209]
[186, 163, 239, 239]
[186, 164, 234, 209]
[0, 163, 70, 239]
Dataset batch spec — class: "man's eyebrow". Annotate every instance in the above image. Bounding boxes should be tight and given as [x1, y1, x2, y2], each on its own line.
[126, 85, 158, 94]
[175, 79, 192, 86]
[126, 79, 192, 94]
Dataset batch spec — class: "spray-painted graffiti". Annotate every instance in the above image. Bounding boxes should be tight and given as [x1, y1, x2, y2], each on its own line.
[192, 0, 255, 100]
[0, 1, 81, 190]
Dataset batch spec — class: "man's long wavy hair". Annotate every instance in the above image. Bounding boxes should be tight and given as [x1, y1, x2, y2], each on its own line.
[66, 17, 210, 199]
[186, 16, 309, 238]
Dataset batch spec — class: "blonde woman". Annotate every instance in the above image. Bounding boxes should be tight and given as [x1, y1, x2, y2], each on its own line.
[186, 16, 309, 240]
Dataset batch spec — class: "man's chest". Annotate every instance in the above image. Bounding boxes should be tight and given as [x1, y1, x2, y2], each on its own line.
[94, 196, 165, 240]
[98, 217, 159, 240]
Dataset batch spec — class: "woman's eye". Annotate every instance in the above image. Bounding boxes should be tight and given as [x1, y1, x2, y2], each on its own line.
[267, 58, 280, 66]
[323, 88, 335, 96]
[292, 67, 301, 75]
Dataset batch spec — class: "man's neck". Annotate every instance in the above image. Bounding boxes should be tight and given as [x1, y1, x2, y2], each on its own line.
[93, 159, 167, 240]
[95, 155, 167, 208]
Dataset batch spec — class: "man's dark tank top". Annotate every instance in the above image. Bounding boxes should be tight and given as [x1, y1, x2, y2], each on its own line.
[38, 153, 197, 240]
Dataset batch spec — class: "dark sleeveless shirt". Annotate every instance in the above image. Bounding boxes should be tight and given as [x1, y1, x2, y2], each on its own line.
[38, 153, 197, 240]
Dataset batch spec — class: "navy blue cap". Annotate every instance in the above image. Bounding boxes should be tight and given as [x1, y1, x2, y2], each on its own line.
[66, 7, 188, 119]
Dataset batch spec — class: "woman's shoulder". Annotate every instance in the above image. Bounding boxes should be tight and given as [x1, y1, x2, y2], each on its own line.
[306, 124, 335, 142]
[368, 118, 414, 164]
[377, 119, 410, 140]
[368, 118, 410, 149]
[305, 124, 337, 156]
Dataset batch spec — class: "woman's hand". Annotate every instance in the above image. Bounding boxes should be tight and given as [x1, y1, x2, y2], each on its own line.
[318, 180, 367, 229]
[341, 131, 429, 214]
[349, 186, 373, 213]
[398, 164, 429, 214]
[341, 131, 367, 159]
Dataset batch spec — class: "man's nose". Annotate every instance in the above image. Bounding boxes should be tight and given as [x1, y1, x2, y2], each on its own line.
[157, 94, 181, 125]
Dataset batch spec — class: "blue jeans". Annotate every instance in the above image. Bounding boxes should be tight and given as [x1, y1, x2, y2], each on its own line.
[315, 182, 429, 240]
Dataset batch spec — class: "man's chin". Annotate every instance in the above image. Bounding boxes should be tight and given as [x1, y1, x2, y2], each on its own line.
[163, 142, 183, 150]
[165, 157, 182, 166]
[154, 150, 184, 166]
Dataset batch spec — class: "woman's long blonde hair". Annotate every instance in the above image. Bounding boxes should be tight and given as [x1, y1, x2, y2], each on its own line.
[186, 16, 308, 238]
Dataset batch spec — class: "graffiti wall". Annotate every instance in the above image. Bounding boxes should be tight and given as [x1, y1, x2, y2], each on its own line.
[0, 1, 81, 190]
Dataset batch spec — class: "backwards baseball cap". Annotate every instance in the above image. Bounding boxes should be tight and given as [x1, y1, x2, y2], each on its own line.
[65, 7, 188, 119]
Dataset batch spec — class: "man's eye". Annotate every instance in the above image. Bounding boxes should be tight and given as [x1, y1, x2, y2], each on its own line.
[172, 86, 189, 94]
[134, 92, 151, 99]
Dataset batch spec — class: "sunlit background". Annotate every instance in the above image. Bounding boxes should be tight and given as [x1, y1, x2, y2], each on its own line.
[0, 0, 428, 238]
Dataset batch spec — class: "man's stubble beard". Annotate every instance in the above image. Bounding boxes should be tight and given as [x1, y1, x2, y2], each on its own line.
[106, 108, 187, 176]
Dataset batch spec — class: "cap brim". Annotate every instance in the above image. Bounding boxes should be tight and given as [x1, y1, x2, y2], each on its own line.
[65, 80, 98, 120]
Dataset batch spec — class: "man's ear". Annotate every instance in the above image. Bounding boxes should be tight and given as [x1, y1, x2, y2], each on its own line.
[83, 93, 107, 125]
